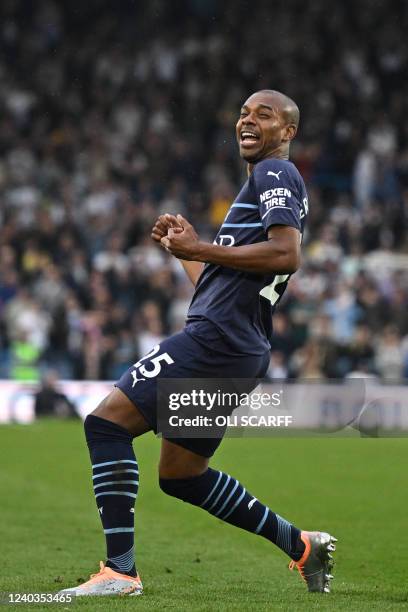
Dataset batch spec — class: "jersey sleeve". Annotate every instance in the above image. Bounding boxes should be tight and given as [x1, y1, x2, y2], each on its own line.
[252, 159, 302, 232]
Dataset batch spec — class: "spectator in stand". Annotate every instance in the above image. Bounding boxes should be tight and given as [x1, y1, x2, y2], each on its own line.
[375, 326, 405, 381]
[34, 370, 78, 418]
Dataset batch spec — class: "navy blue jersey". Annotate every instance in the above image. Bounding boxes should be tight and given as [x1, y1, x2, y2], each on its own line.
[187, 158, 309, 355]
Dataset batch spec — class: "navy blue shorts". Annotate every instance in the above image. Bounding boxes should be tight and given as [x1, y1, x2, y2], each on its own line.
[115, 320, 270, 457]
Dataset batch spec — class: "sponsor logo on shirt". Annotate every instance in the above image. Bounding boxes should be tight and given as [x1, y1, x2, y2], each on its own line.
[260, 188, 292, 203]
[300, 196, 309, 219]
[264, 198, 287, 208]
[214, 234, 235, 246]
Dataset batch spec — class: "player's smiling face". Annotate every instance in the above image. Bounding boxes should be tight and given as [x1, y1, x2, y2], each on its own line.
[236, 92, 286, 163]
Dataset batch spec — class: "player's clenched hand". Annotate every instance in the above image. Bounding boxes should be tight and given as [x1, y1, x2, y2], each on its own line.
[160, 214, 202, 260]
[151, 214, 182, 243]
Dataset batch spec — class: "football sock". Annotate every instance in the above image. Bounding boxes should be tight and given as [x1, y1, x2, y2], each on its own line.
[160, 468, 305, 560]
[84, 415, 138, 577]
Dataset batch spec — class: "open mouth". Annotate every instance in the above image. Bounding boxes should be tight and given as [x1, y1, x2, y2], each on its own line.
[240, 130, 260, 146]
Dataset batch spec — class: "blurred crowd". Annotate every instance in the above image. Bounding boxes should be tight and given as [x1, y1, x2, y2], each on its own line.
[1, 0, 408, 382]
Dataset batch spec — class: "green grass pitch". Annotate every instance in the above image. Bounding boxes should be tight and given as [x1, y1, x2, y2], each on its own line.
[1, 420, 407, 611]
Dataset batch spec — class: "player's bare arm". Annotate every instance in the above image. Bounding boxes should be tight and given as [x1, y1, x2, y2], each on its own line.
[161, 214, 300, 275]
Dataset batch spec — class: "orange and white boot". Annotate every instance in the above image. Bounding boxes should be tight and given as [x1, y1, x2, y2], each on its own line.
[289, 531, 337, 593]
[59, 561, 143, 596]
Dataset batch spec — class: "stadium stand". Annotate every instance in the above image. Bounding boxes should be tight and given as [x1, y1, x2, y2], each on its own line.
[0, 0, 407, 380]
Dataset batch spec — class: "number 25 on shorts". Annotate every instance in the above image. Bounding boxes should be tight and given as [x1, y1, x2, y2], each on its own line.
[133, 344, 175, 379]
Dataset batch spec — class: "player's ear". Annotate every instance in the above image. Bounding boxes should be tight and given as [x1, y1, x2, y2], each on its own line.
[282, 124, 297, 142]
